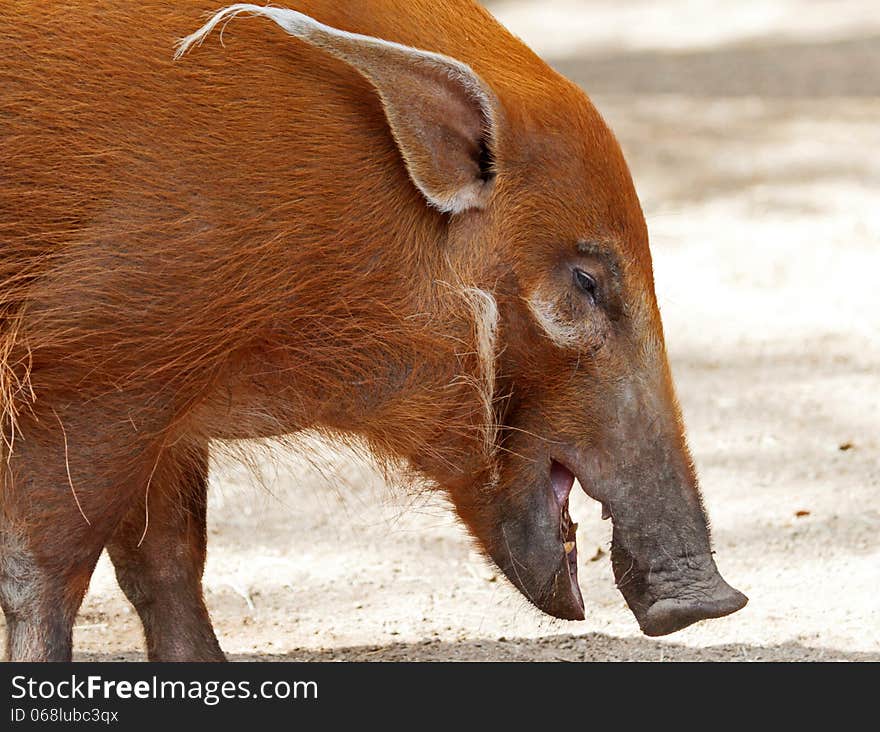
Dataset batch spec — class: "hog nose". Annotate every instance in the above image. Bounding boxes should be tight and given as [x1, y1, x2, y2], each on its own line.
[640, 583, 748, 637]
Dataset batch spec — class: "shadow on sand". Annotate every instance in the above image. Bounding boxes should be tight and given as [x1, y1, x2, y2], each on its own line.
[75, 633, 879, 662]
[548, 35, 880, 98]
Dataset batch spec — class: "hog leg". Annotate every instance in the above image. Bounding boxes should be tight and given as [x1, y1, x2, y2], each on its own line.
[106, 443, 225, 661]
[0, 518, 106, 662]
[0, 402, 160, 661]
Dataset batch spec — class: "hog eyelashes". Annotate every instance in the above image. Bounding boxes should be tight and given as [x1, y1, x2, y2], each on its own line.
[573, 268, 599, 303]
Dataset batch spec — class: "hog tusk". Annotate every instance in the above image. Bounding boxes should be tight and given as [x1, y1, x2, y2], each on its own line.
[564, 541, 576, 554]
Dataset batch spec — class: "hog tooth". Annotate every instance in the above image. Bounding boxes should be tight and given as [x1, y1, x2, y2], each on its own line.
[564, 541, 576, 554]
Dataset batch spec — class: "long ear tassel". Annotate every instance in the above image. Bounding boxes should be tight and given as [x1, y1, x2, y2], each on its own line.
[174, 3, 496, 146]
[174, 3, 266, 60]
[174, 4, 499, 214]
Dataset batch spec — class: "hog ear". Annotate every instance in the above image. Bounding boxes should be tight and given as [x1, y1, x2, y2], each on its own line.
[176, 4, 499, 214]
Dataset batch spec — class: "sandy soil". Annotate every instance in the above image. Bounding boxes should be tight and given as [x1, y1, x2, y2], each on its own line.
[5, 0, 879, 662]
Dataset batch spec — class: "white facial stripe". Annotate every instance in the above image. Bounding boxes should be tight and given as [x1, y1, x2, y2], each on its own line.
[460, 287, 499, 458]
[527, 293, 580, 349]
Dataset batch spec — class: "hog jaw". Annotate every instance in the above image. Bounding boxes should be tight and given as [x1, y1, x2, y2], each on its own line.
[484, 460, 747, 633]
[477, 354, 748, 633]
[486, 460, 586, 621]
[467, 401, 749, 632]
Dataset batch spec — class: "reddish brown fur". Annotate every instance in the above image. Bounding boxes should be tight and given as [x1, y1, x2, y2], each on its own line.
[0, 1, 744, 660]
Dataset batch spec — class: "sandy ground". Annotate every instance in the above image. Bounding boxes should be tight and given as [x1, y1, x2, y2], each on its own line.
[5, 1, 879, 662]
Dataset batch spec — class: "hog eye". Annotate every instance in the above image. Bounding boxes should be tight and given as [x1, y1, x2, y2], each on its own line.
[573, 267, 598, 302]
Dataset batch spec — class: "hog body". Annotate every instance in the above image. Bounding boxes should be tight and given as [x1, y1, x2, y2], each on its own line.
[0, 1, 745, 660]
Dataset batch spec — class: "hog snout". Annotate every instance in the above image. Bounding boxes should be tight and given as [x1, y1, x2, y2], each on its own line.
[611, 540, 748, 636]
[641, 585, 748, 637]
[552, 368, 749, 635]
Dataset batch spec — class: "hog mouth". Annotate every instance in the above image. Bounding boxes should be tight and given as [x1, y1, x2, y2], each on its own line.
[547, 456, 747, 635]
[491, 452, 746, 632]
[490, 458, 587, 621]
[548, 461, 585, 619]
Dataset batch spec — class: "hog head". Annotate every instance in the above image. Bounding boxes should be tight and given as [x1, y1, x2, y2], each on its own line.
[179, 4, 746, 635]
[458, 93, 748, 632]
